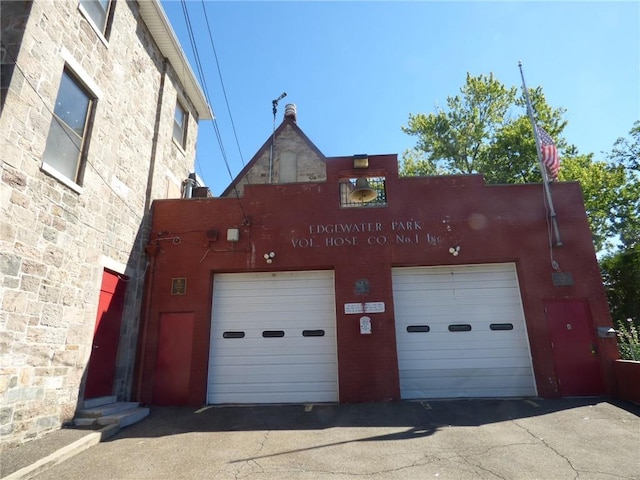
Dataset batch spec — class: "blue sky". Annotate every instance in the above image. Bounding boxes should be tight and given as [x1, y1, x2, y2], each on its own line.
[160, 1, 639, 196]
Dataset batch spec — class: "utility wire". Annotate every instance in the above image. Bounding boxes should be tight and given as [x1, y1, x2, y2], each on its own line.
[200, 0, 246, 168]
[180, 0, 247, 220]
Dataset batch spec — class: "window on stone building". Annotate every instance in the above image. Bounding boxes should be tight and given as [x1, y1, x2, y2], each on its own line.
[79, 0, 114, 39]
[1, 44, 15, 113]
[173, 100, 188, 148]
[42, 69, 94, 186]
[339, 176, 387, 208]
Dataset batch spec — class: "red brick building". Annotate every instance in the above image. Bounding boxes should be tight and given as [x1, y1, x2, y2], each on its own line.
[135, 109, 618, 406]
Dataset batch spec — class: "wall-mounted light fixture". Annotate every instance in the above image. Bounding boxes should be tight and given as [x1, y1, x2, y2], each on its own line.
[353, 154, 369, 169]
[449, 246, 461, 256]
[263, 252, 275, 264]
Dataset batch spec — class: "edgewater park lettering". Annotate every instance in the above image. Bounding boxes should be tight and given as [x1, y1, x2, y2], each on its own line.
[290, 220, 443, 248]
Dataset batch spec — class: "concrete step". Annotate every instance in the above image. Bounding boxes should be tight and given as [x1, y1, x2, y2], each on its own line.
[82, 396, 118, 409]
[73, 417, 98, 427]
[96, 407, 150, 428]
[76, 402, 141, 419]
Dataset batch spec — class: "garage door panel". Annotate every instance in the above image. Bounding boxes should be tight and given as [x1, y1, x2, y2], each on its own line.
[212, 371, 339, 387]
[398, 336, 524, 347]
[402, 368, 535, 398]
[208, 270, 338, 404]
[398, 336, 528, 350]
[403, 385, 535, 399]
[214, 329, 337, 341]
[212, 368, 338, 385]
[213, 390, 338, 404]
[401, 366, 535, 379]
[213, 380, 338, 393]
[216, 298, 335, 311]
[399, 356, 535, 370]
[398, 348, 534, 363]
[212, 353, 337, 366]
[393, 264, 536, 399]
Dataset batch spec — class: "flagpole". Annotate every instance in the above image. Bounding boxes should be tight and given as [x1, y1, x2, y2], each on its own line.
[518, 61, 562, 247]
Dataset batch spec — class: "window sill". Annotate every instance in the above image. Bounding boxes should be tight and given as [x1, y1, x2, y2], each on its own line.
[172, 137, 187, 155]
[41, 162, 84, 195]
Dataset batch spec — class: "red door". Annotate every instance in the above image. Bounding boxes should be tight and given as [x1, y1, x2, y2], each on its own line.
[544, 299, 604, 396]
[152, 312, 194, 405]
[84, 270, 127, 399]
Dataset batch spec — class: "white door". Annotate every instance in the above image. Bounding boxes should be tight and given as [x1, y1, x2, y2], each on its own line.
[393, 263, 536, 399]
[208, 270, 338, 404]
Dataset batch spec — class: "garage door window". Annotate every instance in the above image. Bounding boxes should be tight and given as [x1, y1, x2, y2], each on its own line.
[407, 325, 430, 333]
[302, 330, 325, 337]
[490, 323, 514, 331]
[262, 330, 285, 338]
[222, 331, 245, 339]
[448, 324, 472, 332]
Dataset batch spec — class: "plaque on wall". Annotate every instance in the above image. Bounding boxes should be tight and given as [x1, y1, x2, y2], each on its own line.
[552, 272, 574, 287]
[171, 277, 187, 295]
[354, 279, 370, 295]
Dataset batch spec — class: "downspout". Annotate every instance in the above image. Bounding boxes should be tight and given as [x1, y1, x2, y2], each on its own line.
[144, 57, 168, 212]
[133, 57, 168, 401]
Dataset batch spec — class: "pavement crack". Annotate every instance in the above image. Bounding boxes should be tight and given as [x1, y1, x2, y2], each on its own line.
[512, 419, 579, 479]
[453, 450, 508, 480]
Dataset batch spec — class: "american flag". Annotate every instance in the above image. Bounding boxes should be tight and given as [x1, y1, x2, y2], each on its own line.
[536, 125, 559, 180]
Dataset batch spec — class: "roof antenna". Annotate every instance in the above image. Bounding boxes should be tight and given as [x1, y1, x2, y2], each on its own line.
[269, 92, 286, 183]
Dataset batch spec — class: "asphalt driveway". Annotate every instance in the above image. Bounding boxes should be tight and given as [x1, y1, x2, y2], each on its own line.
[30, 398, 640, 480]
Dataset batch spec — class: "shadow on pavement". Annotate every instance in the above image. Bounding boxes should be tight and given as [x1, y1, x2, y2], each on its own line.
[105, 397, 639, 443]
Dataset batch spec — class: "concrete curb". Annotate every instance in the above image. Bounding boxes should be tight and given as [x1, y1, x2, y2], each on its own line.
[2, 424, 120, 480]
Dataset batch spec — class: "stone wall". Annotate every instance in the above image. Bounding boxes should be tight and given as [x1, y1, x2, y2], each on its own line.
[228, 121, 326, 197]
[0, 0, 200, 446]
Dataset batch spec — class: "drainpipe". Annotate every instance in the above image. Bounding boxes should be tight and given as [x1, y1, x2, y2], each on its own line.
[133, 58, 168, 402]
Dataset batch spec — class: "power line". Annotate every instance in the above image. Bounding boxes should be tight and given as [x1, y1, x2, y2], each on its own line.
[180, 0, 247, 220]
[199, 0, 245, 168]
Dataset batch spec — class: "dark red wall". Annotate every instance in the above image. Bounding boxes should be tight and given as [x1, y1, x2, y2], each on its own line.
[135, 154, 617, 405]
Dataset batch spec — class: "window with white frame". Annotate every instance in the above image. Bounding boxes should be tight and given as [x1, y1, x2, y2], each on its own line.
[79, 0, 113, 37]
[42, 69, 94, 185]
[173, 100, 188, 148]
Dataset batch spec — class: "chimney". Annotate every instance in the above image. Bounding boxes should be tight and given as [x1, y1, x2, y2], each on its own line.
[284, 103, 297, 123]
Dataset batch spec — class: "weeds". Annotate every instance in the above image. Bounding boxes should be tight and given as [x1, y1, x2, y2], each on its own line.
[617, 318, 640, 361]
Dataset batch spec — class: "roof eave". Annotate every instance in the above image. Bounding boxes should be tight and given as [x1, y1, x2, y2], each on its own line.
[138, 0, 213, 120]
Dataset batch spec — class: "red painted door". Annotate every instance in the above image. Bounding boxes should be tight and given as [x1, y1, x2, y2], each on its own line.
[85, 270, 127, 399]
[152, 312, 194, 405]
[544, 299, 604, 396]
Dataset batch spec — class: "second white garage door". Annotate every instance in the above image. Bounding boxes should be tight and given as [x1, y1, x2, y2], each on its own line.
[393, 263, 536, 399]
[208, 270, 338, 404]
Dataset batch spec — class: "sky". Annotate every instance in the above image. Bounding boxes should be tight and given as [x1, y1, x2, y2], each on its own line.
[160, 1, 640, 196]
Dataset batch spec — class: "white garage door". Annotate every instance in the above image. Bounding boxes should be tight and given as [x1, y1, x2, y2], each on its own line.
[208, 270, 338, 404]
[393, 263, 536, 399]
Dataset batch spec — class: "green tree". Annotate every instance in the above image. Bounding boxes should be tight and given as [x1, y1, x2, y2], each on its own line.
[600, 246, 640, 326]
[401, 73, 566, 183]
[599, 123, 640, 337]
[401, 73, 637, 253]
[607, 121, 640, 249]
[557, 153, 630, 252]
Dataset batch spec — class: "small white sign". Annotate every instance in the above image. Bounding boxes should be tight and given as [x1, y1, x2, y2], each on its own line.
[360, 316, 372, 334]
[344, 302, 385, 314]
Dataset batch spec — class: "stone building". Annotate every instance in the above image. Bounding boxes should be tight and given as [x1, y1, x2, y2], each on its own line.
[0, 0, 211, 446]
[137, 107, 618, 407]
